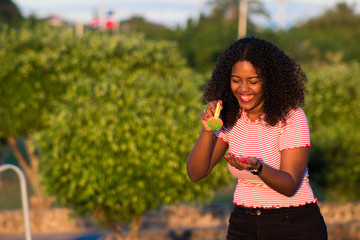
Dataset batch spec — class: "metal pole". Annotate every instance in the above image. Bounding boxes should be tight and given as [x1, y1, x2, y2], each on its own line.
[238, 0, 248, 38]
[0, 164, 32, 240]
[278, 0, 287, 29]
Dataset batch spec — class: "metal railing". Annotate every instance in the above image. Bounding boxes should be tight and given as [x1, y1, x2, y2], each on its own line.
[0, 164, 32, 240]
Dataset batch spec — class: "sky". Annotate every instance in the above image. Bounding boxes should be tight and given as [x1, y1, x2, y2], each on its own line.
[13, 0, 360, 29]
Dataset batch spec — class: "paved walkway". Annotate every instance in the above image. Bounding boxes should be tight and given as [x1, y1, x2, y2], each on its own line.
[0, 232, 102, 240]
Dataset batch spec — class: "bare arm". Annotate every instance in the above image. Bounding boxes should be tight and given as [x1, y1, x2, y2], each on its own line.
[259, 147, 309, 196]
[187, 101, 228, 182]
[226, 147, 309, 197]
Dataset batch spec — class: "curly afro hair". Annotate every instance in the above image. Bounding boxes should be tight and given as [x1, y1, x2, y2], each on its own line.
[203, 37, 307, 127]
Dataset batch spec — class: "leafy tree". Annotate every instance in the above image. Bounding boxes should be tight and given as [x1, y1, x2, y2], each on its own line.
[299, 2, 359, 30]
[208, 0, 269, 20]
[296, 2, 360, 63]
[119, 16, 176, 41]
[117, 1, 268, 74]
[0, 22, 76, 207]
[304, 62, 360, 201]
[1, 22, 190, 208]
[261, 2, 360, 65]
[178, 11, 239, 73]
[0, 0, 23, 26]
[176, 0, 268, 73]
[33, 32, 232, 239]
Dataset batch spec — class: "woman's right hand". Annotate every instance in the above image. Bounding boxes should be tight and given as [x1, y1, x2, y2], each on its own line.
[188, 100, 228, 182]
[200, 101, 219, 132]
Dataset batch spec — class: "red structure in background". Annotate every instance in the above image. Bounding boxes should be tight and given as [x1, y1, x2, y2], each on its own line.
[90, 16, 101, 28]
[90, 10, 117, 30]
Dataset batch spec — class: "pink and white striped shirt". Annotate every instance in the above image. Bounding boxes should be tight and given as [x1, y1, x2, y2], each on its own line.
[215, 107, 316, 208]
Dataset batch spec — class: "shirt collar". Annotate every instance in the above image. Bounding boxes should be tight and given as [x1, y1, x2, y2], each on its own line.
[241, 109, 265, 124]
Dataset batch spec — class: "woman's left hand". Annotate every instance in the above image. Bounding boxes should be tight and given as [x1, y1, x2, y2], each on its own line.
[224, 153, 259, 171]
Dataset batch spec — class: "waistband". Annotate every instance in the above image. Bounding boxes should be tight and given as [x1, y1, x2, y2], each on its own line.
[233, 202, 318, 216]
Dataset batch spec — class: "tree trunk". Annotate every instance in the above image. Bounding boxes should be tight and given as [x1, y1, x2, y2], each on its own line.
[100, 214, 143, 240]
[7, 136, 55, 208]
[98, 223, 125, 240]
[126, 215, 143, 240]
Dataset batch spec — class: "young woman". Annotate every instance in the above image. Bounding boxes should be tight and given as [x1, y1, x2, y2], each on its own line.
[187, 37, 328, 239]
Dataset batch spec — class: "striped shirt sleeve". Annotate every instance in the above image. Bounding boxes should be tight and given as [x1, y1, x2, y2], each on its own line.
[214, 127, 229, 143]
[279, 108, 311, 151]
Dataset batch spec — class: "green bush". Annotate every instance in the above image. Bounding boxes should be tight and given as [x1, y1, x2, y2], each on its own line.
[304, 62, 360, 201]
[32, 26, 232, 232]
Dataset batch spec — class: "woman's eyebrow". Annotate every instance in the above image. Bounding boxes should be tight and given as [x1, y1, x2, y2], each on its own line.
[231, 75, 260, 79]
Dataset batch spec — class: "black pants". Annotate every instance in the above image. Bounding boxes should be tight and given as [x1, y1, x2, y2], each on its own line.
[227, 203, 328, 240]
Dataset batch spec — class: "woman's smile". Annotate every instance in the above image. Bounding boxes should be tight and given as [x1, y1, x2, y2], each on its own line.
[239, 93, 254, 103]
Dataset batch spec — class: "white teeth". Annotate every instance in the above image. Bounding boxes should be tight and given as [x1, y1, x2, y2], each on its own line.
[240, 94, 254, 100]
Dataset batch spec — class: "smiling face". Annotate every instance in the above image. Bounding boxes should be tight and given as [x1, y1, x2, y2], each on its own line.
[230, 61, 264, 120]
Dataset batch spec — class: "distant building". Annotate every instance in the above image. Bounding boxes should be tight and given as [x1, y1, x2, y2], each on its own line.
[44, 14, 64, 26]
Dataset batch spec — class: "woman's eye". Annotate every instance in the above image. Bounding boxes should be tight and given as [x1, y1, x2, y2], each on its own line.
[249, 81, 259, 85]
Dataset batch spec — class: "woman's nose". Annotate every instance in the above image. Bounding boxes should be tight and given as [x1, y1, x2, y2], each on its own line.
[240, 81, 249, 92]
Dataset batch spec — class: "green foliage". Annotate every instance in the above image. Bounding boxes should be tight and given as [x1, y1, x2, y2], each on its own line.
[176, 1, 267, 73]
[261, 3, 360, 65]
[119, 16, 176, 41]
[208, 0, 269, 19]
[0, 22, 183, 137]
[178, 12, 238, 73]
[304, 62, 360, 201]
[32, 28, 232, 226]
[118, 1, 268, 74]
[0, 23, 73, 136]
